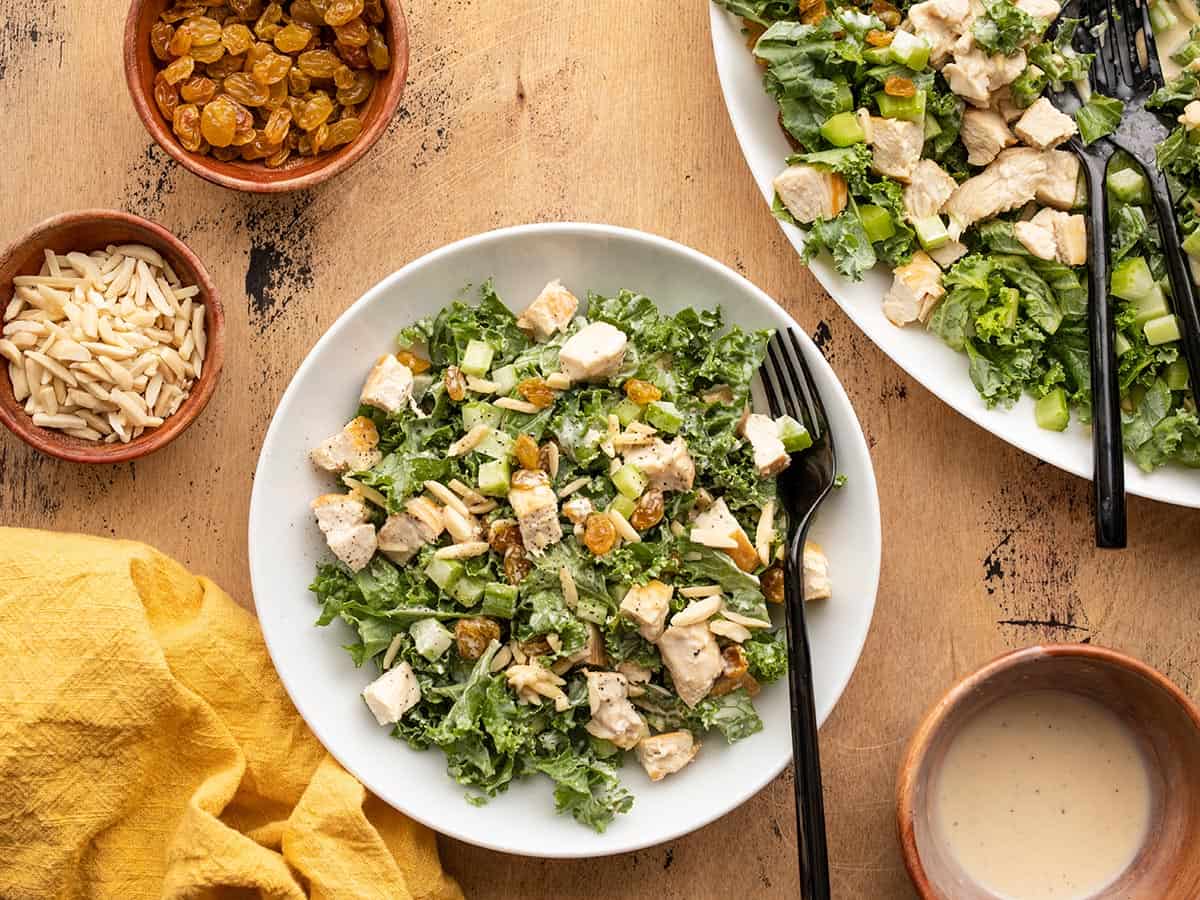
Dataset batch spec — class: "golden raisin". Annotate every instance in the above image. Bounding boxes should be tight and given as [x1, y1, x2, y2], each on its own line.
[200, 96, 239, 147]
[584, 514, 617, 556]
[274, 22, 314, 52]
[222, 22, 255, 55]
[514, 434, 540, 471]
[173, 104, 204, 151]
[395, 350, 430, 374]
[297, 91, 334, 129]
[254, 2, 283, 38]
[324, 116, 362, 147]
[310, 121, 330, 152]
[191, 42, 226, 64]
[884, 76, 916, 97]
[161, 4, 205, 23]
[335, 70, 373, 105]
[722, 644, 749, 680]
[240, 132, 279, 160]
[263, 106, 292, 143]
[455, 617, 501, 659]
[623, 378, 661, 405]
[230, 0, 265, 18]
[167, 26, 194, 57]
[444, 366, 466, 402]
[504, 545, 532, 585]
[517, 377, 555, 409]
[265, 144, 292, 167]
[335, 39, 370, 68]
[152, 22, 176, 60]
[297, 48, 341, 78]
[488, 521, 524, 556]
[290, 0, 326, 26]
[154, 73, 180, 119]
[324, 0, 364, 26]
[224, 71, 269, 105]
[186, 16, 223, 46]
[629, 489, 665, 531]
[866, 28, 893, 46]
[366, 25, 389, 70]
[761, 565, 784, 604]
[287, 67, 312, 93]
[162, 54, 196, 85]
[871, 0, 902, 26]
[180, 75, 217, 104]
[364, 0, 384, 22]
[252, 49, 292, 84]
[206, 52, 245, 79]
[333, 16, 370, 46]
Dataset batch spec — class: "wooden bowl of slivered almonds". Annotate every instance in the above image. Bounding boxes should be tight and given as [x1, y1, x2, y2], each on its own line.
[0, 210, 224, 463]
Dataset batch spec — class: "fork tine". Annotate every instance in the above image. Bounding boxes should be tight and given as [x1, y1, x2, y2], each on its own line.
[1104, 0, 1135, 88]
[1134, 0, 1165, 87]
[761, 342, 784, 419]
[767, 338, 806, 427]
[1116, 0, 1147, 82]
[1079, 0, 1115, 95]
[782, 329, 832, 445]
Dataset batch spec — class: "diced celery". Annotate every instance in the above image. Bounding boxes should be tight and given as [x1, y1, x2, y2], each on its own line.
[614, 398, 644, 426]
[575, 594, 610, 626]
[1150, 0, 1178, 33]
[610, 495, 636, 520]
[819, 111, 865, 147]
[776, 415, 813, 453]
[425, 558, 464, 592]
[462, 401, 503, 432]
[1182, 229, 1200, 260]
[833, 81, 854, 114]
[612, 464, 648, 499]
[481, 582, 519, 619]
[477, 458, 511, 496]
[453, 576, 486, 607]
[889, 30, 930, 70]
[1035, 388, 1070, 432]
[645, 400, 684, 433]
[863, 46, 892, 64]
[460, 339, 495, 377]
[491, 364, 517, 395]
[1111, 256, 1157, 302]
[876, 89, 926, 122]
[1106, 167, 1150, 205]
[476, 429, 514, 460]
[1167, 359, 1191, 390]
[410, 618, 453, 660]
[1114, 331, 1133, 357]
[411, 373, 433, 402]
[1144, 314, 1182, 345]
[912, 215, 950, 251]
[1134, 287, 1170, 326]
[859, 204, 896, 243]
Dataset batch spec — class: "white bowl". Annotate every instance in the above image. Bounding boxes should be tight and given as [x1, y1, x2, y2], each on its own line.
[248, 223, 882, 857]
[709, 6, 1200, 509]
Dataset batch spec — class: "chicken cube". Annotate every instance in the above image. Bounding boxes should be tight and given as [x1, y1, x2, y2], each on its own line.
[620, 580, 674, 642]
[622, 437, 696, 492]
[1179, 100, 1200, 130]
[636, 731, 700, 782]
[360, 355, 414, 414]
[960, 108, 1017, 166]
[561, 495, 594, 525]
[1013, 220, 1058, 260]
[988, 49, 1027, 92]
[773, 165, 848, 224]
[738, 412, 791, 477]
[558, 321, 628, 383]
[883, 250, 946, 327]
[310, 416, 382, 474]
[657, 622, 724, 708]
[868, 117, 925, 183]
[943, 47, 992, 105]
[692, 497, 759, 572]
[1014, 0, 1060, 20]
[517, 279, 579, 341]
[1014, 97, 1077, 149]
[1035, 149, 1081, 210]
[377, 512, 437, 564]
[904, 160, 958, 221]
[944, 147, 1048, 239]
[992, 85, 1025, 123]
[508, 470, 562, 554]
[928, 239, 969, 269]
[1029, 208, 1087, 266]
[584, 671, 649, 750]
[312, 493, 377, 571]
[907, 0, 973, 66]
[362, 661, 421, 725]
[804, 541, 833, 601]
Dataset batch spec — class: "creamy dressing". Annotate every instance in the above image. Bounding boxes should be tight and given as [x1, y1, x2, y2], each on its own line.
[934, 690, 1153, 900]
[1157, 0, 1200, 81]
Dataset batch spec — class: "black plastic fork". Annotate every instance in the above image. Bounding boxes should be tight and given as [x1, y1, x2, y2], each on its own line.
[759, 328, 837, 900]
[1044, 19, 1125, 548]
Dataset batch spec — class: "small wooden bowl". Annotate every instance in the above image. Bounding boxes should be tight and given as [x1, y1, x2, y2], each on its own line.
[0, 210, 224, 463]
[123, 0, 409, 194]
[897, 644, 1200, 899]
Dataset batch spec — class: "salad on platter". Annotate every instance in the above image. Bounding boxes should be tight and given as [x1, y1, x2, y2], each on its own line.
[716, 0, 1198, 471]
[305, 278, 832, 831]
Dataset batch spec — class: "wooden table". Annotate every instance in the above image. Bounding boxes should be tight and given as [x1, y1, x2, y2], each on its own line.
[2, 1, 1198, 896]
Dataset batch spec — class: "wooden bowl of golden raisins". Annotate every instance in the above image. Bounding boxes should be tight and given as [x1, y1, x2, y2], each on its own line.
[124, 0, 408, 193]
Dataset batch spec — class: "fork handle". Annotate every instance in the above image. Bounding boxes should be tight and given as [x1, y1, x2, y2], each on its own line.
[784, 527, 831, 900]
[1081, 151, 1127, 549]
[1144, 166, 1200, 403]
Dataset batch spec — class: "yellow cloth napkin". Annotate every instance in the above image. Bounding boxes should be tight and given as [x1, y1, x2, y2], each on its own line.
[0, 528, 464, 900]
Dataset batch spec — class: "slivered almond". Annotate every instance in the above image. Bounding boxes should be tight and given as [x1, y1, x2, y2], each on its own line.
[720, 609, 772, 629]
[557, 476, 590, 498]
[679, 584, 723, 598]
[434, 541, 490, 560]
[424, 480, 471, 518]
[709, 619, 752, 643]
[609, 508, 640, 543]
[672, 595, 723, 627]
[448, 423, 490, 457]
[690, 527, 738, 549]
[495, 397, 540, 414]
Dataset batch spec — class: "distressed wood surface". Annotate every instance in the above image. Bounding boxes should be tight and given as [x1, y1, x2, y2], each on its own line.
[1, 2, 1198, 897]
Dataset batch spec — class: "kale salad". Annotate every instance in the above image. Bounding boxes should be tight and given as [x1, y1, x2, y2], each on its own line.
[306, 279, 830, 831]
[717, 0, 1198, 470]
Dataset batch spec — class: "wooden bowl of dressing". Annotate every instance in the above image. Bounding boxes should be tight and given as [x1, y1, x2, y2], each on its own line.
[897, 644, 1200, 900]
